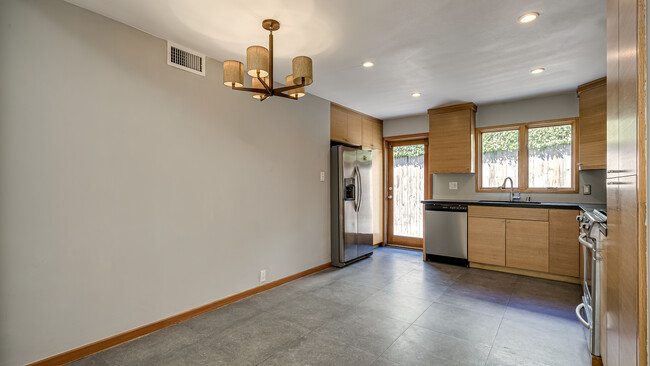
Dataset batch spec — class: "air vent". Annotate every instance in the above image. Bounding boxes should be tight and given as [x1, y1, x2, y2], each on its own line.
[166, 41, 205, 76]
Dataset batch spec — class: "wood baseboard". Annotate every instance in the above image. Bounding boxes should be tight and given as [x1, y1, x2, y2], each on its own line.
[470, 262, 582, 284]
[591, 354, 603, 366]
[28, 262, 332, 366]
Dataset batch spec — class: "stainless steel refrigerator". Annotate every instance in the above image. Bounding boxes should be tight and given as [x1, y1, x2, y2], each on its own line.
[330, 145, 373, 267]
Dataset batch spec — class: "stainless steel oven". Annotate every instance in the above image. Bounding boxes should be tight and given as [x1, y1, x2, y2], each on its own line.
[576, 209, 606, 357]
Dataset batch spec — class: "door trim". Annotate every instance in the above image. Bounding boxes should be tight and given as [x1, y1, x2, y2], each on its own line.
[383, 133, 431, 248]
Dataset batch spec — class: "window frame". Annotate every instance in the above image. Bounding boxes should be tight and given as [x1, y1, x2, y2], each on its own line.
[475, 118, 578, 193]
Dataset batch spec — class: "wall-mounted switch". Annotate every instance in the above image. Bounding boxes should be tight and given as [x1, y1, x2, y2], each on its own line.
[449, 182, 458, 190]
[583, 184, 591, 195]
[320, 172, 326, 182]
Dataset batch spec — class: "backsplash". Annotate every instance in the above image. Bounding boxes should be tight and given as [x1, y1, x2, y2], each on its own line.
[431, 169, 606, 203]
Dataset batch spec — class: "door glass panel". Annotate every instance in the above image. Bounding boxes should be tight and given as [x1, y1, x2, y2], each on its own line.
[392, 144, 424, 238]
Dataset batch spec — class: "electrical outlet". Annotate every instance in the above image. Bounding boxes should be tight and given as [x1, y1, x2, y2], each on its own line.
[449, 182, 458, 190]
[320, 171, 326, 182]
[583, 184, 591, 195]
[260, 269, 266, 282]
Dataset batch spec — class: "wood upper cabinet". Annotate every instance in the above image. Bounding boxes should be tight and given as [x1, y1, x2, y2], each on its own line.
[428, 103, 476, 174]
[372, 119, 383, 149]
[468, 217, 505, 266]
[362, 117, 374, 147]
[347, 112, 362, 145]
[549, 209, 580, 277]
[330, 105, 349, 143]
[506, 219, 549, 272]
[330, 103, 382, 148]
[577, 78, 607, 170]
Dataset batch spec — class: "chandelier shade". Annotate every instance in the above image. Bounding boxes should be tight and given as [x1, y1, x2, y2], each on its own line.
[222, 19, 312, 102]
[292, 56, 313, 86]
[223, 60, 244, 87]
[252, 77, 270, 99]
[246, 46, 269, 78]
[285, 75, 305, 98]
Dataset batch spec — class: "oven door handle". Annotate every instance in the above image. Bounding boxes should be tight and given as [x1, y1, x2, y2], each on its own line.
[579, 233, 594, 250]
[575, 303, 590, 328]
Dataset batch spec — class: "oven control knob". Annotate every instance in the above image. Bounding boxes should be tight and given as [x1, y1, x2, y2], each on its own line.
[581, 223, 591, 230]
[576, 215, 584, 222]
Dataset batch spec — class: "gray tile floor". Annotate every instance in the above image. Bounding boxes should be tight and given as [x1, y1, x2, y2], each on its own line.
[71, 247, 591, 366]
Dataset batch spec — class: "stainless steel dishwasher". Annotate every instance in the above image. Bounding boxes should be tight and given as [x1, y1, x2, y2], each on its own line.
[424, 203, 468, 266]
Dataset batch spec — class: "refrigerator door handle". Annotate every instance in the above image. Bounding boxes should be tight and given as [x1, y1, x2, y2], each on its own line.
[354, 165, 362, 212]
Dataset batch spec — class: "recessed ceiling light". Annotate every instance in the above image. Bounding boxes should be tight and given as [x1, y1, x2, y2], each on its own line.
[519, 12, 539, 23]
[530, 68, 545, 74]
[362, 61, 374, 68]
[411, 92, 421, 97]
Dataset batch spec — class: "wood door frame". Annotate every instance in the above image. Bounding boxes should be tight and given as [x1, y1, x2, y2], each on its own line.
[382, 133, 431, 248]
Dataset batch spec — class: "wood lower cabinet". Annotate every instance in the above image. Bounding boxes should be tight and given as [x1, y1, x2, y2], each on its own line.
[549, 209, 580, 277]
[468, 206, 580, 280]
[505, 219, 549, 272]
[468, 217, 505, 266]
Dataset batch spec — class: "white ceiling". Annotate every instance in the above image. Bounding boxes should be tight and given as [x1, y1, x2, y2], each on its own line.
[65, 0, 606, 119]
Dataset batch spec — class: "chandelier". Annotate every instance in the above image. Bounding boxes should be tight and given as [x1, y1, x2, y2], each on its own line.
[222, 19, 313, 101]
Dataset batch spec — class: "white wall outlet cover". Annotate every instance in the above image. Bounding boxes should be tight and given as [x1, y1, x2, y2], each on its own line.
[583, 184, 591, 195]
[320, 171, 326, 182]
[260, 269, 266, 282]
[449, 182, 458, 190]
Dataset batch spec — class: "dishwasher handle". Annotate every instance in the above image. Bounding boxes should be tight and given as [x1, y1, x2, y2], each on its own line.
[424, 204, 468, 212]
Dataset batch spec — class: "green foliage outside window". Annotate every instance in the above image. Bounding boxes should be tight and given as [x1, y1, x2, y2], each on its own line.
[528, 125, 571, 150]
[394, 145, 424, 158]
[482, 125, 571, 153]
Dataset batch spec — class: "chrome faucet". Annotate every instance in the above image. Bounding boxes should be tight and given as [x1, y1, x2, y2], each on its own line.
[500, 177, 521, 202]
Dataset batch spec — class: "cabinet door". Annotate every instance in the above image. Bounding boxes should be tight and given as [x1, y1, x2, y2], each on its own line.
[372, 121, 383, 149]
[347, 112, 363, 146]
[331, 106, 348, 143]
[548, 209, 580, 277]
[506, 219, 549, 272]
[429, 109, 474, 174]
[468, 217, 505, 266]
[362, 117, 374, 147]
[578, 83, 607, 170]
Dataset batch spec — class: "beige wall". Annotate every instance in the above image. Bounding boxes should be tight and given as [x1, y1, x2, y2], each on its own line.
[382, 93, 606, 203]
[0, 1, 331, 365]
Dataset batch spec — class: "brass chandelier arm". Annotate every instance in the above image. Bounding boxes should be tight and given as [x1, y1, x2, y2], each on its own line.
[274, 81, 306, 94]
[230, 86, 269, 94]
[274, 92, 298, 100]
[256, 75, 272, 94]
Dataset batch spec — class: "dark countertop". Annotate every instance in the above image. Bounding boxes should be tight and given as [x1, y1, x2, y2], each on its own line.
[421, 199, 606, 212]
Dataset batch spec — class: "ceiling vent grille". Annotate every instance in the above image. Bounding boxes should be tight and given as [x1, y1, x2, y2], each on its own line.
[167, 41, 205, 76]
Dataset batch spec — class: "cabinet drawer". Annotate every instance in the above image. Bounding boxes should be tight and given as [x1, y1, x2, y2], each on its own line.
[468, 206, 548, 221]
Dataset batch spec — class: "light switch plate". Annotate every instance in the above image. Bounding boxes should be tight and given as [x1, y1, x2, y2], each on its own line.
[583, 184, 591, 195]
[320, 172, 326, 182]
[449, 182, 458, 190]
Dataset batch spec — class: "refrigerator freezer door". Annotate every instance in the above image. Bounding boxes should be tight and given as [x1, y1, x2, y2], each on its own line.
[356, 150, 373, 257]
[342, 147, 358, 263]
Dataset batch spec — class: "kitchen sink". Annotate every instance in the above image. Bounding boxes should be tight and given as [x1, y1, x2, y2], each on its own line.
[477, 200, 542, 204]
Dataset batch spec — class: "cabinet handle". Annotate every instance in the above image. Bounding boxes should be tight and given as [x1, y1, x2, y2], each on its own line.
[607, 181, 628, 185]
[607, 169, 626, 173]
[577, 163, 583, 166]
